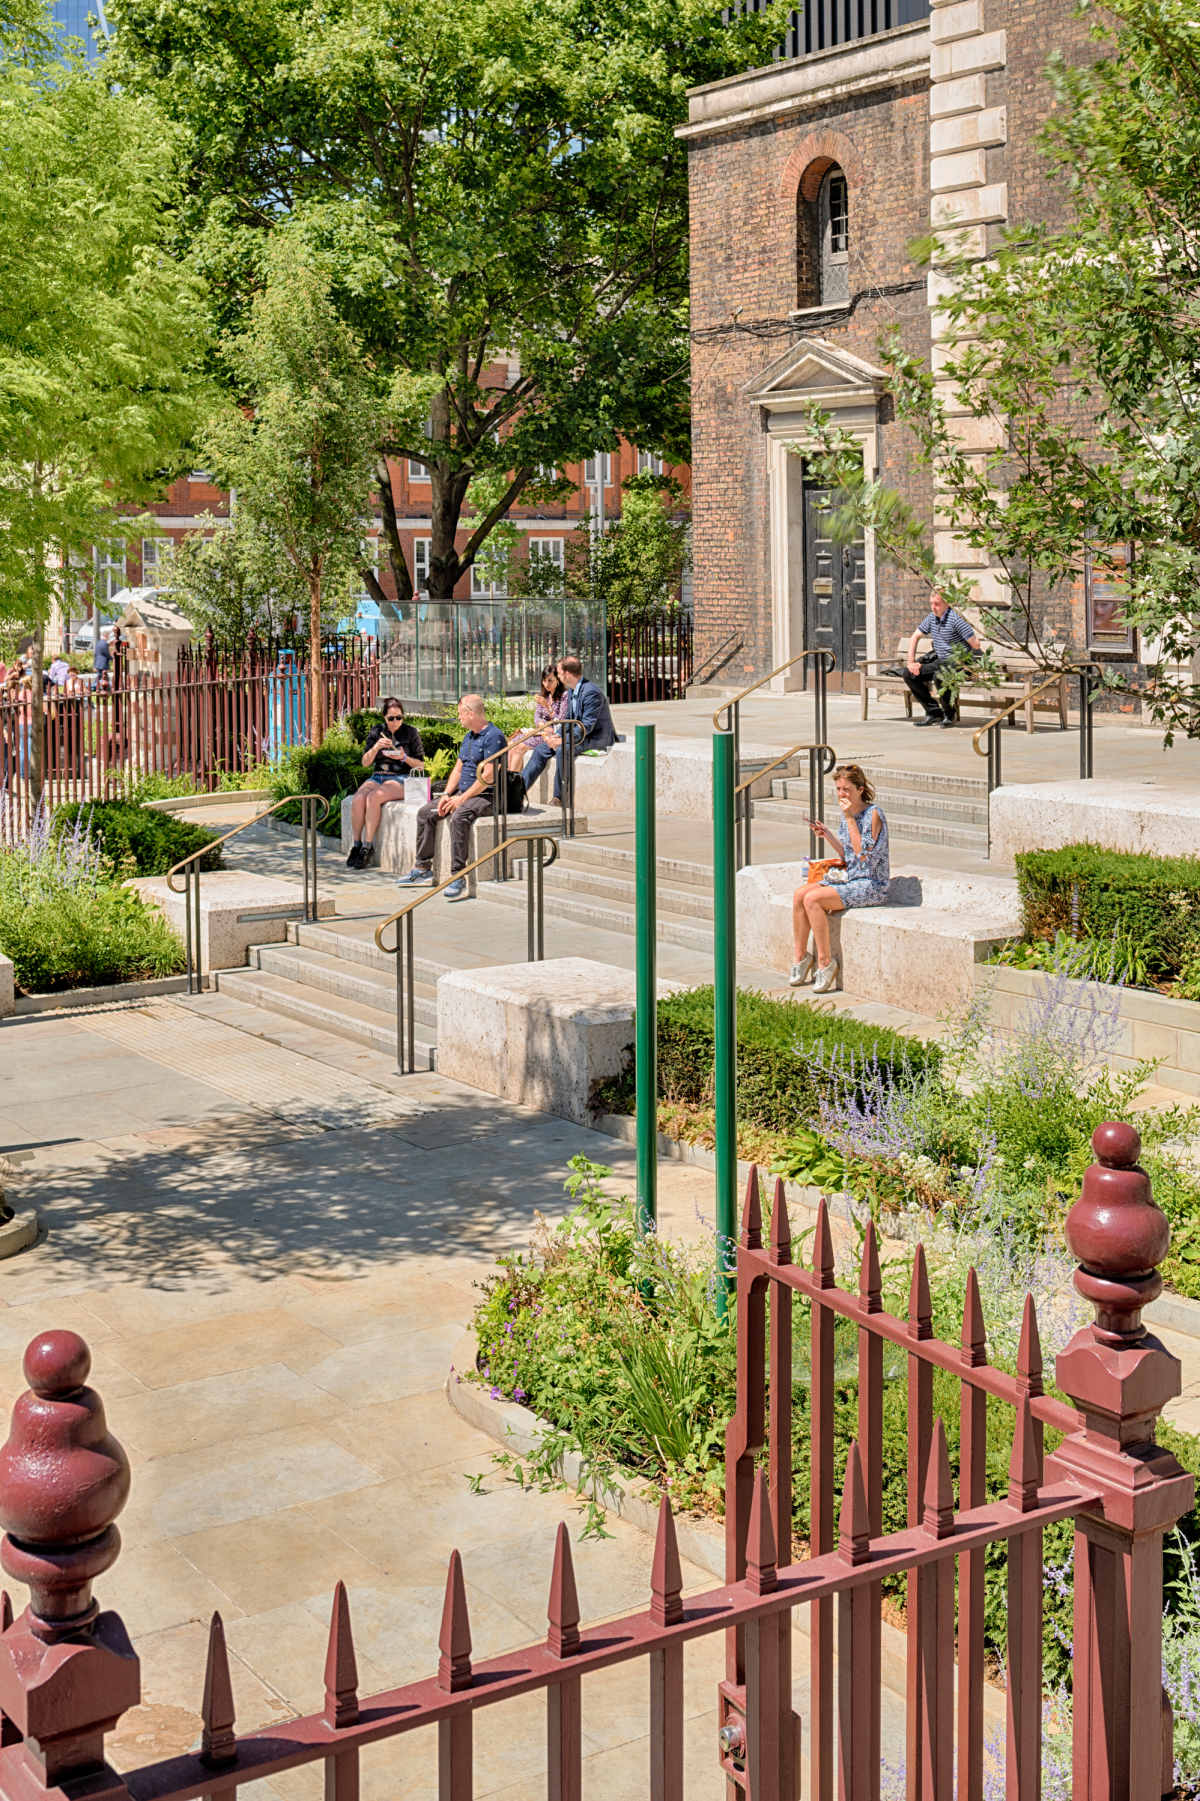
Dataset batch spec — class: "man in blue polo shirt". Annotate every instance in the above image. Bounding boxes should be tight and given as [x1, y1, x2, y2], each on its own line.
[401, 694, 505, 900]
[903, 591, 981, 727]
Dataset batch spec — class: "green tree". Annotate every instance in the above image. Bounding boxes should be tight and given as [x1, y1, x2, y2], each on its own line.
[107, 0, 775, 601]
[167, 519, 306, 645]
[200, 233, 381, 743]
[552, 475, 690, 619]
[806, 0, 1200, 739]
[0, 31, 209, 797]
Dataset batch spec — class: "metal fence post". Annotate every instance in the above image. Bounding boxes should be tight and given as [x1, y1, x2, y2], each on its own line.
[713, 730, 737, 1317]
[1079, 666, 1095, 780]
[1049, 1122, 1193, 1801]
[635, 724, 657, 1237]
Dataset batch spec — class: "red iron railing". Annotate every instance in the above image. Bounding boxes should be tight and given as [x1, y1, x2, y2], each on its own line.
[0, 1122, 1187, 1800]
[607, 612, 694, 703]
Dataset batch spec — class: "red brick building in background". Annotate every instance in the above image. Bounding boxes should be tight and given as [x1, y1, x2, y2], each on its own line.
[95, 447, 689, 622]
[681, 0, 1100, 693]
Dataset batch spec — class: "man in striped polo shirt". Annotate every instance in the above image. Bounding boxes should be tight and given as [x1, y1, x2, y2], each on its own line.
[903, 592, 981, 728]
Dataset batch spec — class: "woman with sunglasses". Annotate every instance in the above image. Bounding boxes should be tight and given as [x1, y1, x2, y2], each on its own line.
[346, 698, 425, 869]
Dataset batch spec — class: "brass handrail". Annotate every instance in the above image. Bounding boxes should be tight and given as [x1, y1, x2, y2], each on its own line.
[374, 830, 563, 1074]
[971, 661, 1101, 857]
[734, 740, 836, 797]
[712, 647, 836, 732]
[165, 792, 332, 995]
[165, 793, 331, 889]
[970, 664, 1082, 756]
[373, 831, 561, 954]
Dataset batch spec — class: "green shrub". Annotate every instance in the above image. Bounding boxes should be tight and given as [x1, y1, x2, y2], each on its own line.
[0, 883, 184, 992]
[1016, 843, 1200, 979]
[597, 986, 941, 1134]
[51, 801, 222, 877]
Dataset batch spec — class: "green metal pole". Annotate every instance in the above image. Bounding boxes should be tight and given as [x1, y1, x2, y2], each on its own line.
[713, 729, 737, 1317]
[635, 723, 657, 1236]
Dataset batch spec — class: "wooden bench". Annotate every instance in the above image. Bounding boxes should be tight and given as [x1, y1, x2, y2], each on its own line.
[858, 634, 1069, 734]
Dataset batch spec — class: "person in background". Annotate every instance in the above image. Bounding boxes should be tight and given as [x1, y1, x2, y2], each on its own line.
[45, 654, 70, 689]
[790, 763, 890, 994]
[346, 698, 425, 869]
[92, 629, 112, 690]
[509, 666, 568, 793]
[528, 654, 617, 802]
[399, 694, 505, 901]
[902, 590, 981, 728]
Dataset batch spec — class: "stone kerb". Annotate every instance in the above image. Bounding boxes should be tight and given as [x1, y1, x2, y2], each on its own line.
[988, 779, 1200, 865]
[736, 862, 1020, 1012]
[131, 872, 335, 971]
[436, 957, 678, 1125]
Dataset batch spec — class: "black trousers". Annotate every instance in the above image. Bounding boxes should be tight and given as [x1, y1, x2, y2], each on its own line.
[902, 660, 955, 719]
[414, 794, 493, 875]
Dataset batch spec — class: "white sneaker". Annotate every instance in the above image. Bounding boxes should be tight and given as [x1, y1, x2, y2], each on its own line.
[812, 958, 841, 995]
[789, 955, 815, 987]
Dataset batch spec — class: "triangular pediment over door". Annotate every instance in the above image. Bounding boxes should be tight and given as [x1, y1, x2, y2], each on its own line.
[744, 336, 887, 415]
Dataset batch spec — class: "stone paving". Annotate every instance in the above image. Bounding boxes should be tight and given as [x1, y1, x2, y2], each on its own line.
[0, 996, 909, 1798]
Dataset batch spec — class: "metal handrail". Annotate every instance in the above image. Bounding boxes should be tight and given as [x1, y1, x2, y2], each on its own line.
[165, 792, 331, 995]
[711, 646, 836, 733]
[971, 663, 1100, 853]
[373, 831, 562, 1074]
[733, 741, 837, 869]
[691, 629, 742, 689]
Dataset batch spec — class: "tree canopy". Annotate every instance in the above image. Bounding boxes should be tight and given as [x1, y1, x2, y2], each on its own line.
[106, 0, 776, 598]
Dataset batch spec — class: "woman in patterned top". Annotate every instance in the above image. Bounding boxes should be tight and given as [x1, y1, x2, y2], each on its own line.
[790, 763, 889, 994]
[507, 666, 568, 789]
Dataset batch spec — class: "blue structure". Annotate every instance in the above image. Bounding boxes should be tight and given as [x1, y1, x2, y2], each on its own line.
[52, 0, 110, 58]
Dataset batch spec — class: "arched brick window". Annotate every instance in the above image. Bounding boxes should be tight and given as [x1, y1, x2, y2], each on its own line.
[795, 157, 850, 309]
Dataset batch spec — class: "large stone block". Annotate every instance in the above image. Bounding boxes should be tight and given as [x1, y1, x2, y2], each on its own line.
[338, 790, 568, 893]
[131, 872, 335, 971]
[988, 780, 1200, 865]
[0, 954, 13, 1017]
[436, 957, 678, 1124]
[736, 863, 1021, 1015]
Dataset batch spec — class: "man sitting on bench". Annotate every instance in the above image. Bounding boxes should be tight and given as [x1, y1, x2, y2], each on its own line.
[903, 591, 981, 728]
[399, 694, 505, 902]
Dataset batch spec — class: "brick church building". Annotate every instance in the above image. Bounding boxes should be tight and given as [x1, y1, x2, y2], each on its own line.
[682, 0, 1093, 691]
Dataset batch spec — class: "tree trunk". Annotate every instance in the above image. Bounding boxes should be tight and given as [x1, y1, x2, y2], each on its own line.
[29, 636, 45, 809]
[308, 569, 325, 746]
[428, 465, 474, 599]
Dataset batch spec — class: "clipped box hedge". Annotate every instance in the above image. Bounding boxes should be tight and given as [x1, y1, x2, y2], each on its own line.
[601, 985, 940, 1134]
[52, 801, 223, 877]
[1016, 842, 1200, 978]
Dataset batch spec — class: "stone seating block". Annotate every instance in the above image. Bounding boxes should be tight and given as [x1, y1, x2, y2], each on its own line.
[339, 792, 576, 893]
[736, 862, 1021, 1014]
[130, 872, 335, 971]
[988, 779, 1200, 866]
[436, 956, 677, 1124]
[0, 954, 13, 1018]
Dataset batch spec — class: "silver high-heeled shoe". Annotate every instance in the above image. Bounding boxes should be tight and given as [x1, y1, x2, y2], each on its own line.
[789, 954, 815, 987]
[812, 956, 841, 995]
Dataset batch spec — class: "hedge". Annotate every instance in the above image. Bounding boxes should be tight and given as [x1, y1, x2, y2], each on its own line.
[598, 985, 941, 1134]
[1016, 842, 1200, 979]
[52, 801, 223, 878]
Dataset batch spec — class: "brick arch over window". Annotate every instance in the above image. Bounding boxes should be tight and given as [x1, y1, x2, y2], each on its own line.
[783, 133, 863, 310]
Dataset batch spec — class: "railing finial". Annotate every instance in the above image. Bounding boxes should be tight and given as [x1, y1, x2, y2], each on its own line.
[1065, 1121, 1168, 1343]
[547, 1523, 581, 1658]
[437, 1550, 473, 1692]
[745, 1470, 777, 1596]
[200, 1611, 237, 1763]
[650, 1495, 683, 1627]
[740, 1167, 762, 1252]
[768, 1177, 791, 1266]
[323, 1580, 359, 1728]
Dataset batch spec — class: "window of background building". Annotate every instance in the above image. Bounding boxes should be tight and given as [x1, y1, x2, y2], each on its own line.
[409, 460, 430, 483]
[470, 564, 501, 600]
[141, 538, 174, 583]
[528, 537, 565, 588]
[819, 167, 849, 306]
[412, 537, 431, 595]
[189, 470, 212, 484]
[583, 454, 613, 488]
[93, 547, 125, 608]
[636, 451, 664, 476]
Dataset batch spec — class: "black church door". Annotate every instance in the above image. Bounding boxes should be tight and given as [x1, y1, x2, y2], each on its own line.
[803, 478, 866, 689]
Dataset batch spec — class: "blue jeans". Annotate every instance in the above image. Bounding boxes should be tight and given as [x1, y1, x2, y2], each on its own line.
[521, 738, 557, 797]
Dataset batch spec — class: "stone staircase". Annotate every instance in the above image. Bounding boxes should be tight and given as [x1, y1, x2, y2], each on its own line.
[214, 919, 442, 1069]
[485, 840, 715, 953]
[752, 762, 990, 857]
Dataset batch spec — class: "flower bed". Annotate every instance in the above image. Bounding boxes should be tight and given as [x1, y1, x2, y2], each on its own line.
[1009, 843, 1200, 995]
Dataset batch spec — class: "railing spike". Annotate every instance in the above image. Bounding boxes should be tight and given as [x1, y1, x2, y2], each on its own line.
[1017, 1294, 1044, 1395]
[741, 1166, 762, 1252]
[922, 1418, 955, 1539]
[323, 1579, 359, 1728]
[908, 1243, 933, 1340]
[200, 1611, 237, 1764]
[961, 1266, 987, 1367]
[745, 1468, 777, 1595]
[0, 1591, 10, 1632]
[1008, 1395, 1041, 1514]
[547, 1522, 581, 1657]
[437, 1550, 473, 1692]
[769, 1176, 791, 1265]
[837, 1441, 870, 1566]
[859, 1219, 882, 1313]
[812, 1196, 835, 1290]
[650, 1493, 684, 1627]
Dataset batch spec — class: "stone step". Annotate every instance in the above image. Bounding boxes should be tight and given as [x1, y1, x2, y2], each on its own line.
[216, 966, 433, 1066]
[251, 942, 437, 1029]
[773, 777, 989, 828]
[752, 796, 989, 852]
[492, 861, 715, 923]
[550, 839, 714, 891]
[485, 879, 714, 953]
[822, 762, 990, 802]
[288, 918, 449, 989]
